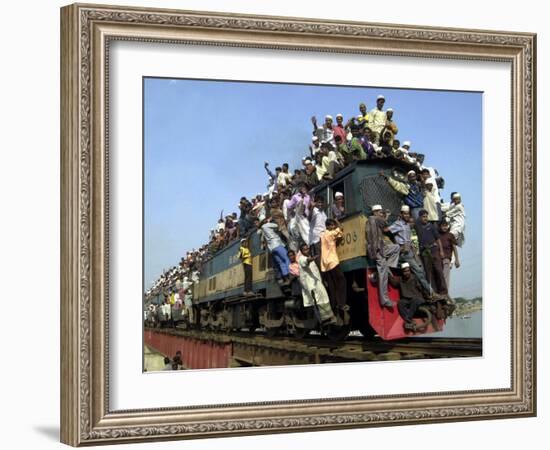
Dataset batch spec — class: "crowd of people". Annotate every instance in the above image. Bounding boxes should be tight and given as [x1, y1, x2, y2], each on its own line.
[146, 94, 467, 329]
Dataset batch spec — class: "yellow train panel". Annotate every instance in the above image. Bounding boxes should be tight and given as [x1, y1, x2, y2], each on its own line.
[336, 214, 367, 262]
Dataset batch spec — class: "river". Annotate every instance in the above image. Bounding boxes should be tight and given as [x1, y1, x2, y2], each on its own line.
[426, 309, 482, 338]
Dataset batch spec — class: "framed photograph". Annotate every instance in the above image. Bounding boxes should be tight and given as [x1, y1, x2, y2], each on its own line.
[60, 3, 536, 446]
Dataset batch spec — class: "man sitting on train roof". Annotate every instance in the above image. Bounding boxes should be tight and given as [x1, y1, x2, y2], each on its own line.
[367, 204, 401, 309]
[359, 125, 377, 159]
[341, 124, 367, 162]
[356, 102, 369, 126]
[388, 262, 431, 331]
[311, 114, 336, 147]
[316, 141, 343, 181]
[333, 113, 347, 144]
[309, 135, 321, 158]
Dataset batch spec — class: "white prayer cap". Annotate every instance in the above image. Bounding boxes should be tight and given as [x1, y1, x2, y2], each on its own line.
[425, 178, 435, 185]
[240, 238, 246, 243]
[304, 159, 313, 164]
[377, 94, 385, 100]
[335, 192, 344, 198]
[452, 192, 462, 199]
[312, 136, 319, 142]
[372, 204, 383, 211]
[387, 108, 393, 112]
[336, 113, 343, 118]
[403, 140, 411, 147]
[325, 115, 333, 120]
[401, 262, 410, 269]
[400, 205, 410, 212]
[263, 192, 269, 197]
[407, 170, 416, 176]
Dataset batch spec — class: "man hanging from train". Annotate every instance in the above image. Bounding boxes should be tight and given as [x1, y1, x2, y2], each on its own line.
[379, 169, 425, 220]
[366, 204, 401, 309]
[415, 210, 448, 296]
[308, 196, 327, 270]
[298, 243, 337, 324]
[255, 216, 291, 285]
[238, 238, 254, 296]
[440, 192, 466, 247]
[320, 218, 348, 313]
[286, 183, 311, 252]
[387, 205, 437, 299]
[388, 262, 431, 331]
[438, 220, 461, 295]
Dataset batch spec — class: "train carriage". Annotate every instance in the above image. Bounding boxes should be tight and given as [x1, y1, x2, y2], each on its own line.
[179, 157, 450, 341]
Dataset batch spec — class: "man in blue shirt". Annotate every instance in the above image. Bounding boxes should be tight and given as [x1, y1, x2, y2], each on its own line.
[388, 205, 433, 296]
[380, 170, 425, 219]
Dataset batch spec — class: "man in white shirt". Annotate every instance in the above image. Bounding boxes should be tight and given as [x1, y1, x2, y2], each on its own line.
[368, 95, 387, 144]
[441, 192, 466, 247]
[308, 196, 327, 267]
[312, 114, 335, 146]
[316, 142, 342, 180]
[277, 163, 293, 188]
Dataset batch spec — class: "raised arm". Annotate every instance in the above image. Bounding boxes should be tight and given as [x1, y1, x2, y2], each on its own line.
[379, 171, 410, 195]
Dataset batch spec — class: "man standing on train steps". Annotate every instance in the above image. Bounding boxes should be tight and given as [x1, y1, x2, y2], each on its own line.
[388, 262, 430, 330]
[388, 205, 434, 298]
[366, 204, 401, 309]
[415, 210, 448, 296]
[238, 238, 254, 296]
[298, 243, 337, 324]
[320, 219, 348, 313]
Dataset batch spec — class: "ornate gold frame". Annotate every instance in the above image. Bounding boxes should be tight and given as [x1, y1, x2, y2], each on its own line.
[60, 3, 536, 446]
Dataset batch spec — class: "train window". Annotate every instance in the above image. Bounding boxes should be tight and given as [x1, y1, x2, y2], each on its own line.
[328, 179, 349, 218]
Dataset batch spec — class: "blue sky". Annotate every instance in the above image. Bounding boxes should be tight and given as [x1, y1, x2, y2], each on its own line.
[144, 78, 482, 298]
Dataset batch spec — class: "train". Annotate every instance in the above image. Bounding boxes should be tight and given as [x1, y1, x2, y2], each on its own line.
[145, 157, 453, 341]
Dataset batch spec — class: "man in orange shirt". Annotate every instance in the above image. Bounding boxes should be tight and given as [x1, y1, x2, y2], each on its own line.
[320, 218, 348, 312]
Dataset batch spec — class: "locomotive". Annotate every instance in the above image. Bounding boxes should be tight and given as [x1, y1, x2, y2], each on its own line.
[145, 157, 451, 341]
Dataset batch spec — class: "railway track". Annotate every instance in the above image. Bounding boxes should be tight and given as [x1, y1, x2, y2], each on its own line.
[146, 327, 482, 367]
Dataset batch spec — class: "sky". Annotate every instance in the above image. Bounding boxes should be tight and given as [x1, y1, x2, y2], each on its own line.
[144, 78, 482, 298]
